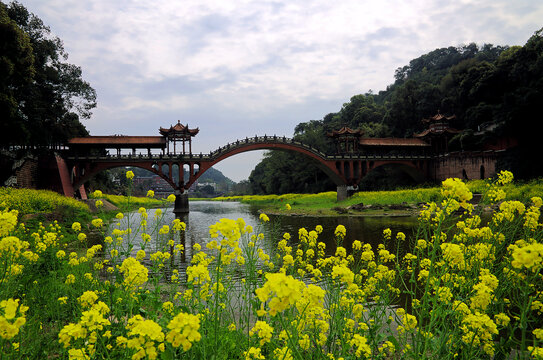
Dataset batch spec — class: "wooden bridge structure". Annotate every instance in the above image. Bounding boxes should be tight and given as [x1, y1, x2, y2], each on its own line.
[55, 115, 502, 213]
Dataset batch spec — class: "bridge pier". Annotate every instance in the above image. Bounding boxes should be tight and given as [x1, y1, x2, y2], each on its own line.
[337, 185, 348, 202]
[173, 190, 189, 215]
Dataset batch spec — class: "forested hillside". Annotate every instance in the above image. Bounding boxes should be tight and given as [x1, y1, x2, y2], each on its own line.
[249, 28, 543, 194]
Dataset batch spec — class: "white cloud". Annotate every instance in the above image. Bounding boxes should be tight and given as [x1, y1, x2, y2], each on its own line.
[18, 0, 543, 181]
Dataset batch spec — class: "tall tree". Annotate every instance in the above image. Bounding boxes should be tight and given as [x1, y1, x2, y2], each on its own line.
[0, 3, 34, 144]
[1, 1, 96, 147]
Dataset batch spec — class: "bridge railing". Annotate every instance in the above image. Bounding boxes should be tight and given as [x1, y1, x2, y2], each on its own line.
[65, 151, 431, 162]
[208, 135, 329, 159]
[64, 135, 432, 162]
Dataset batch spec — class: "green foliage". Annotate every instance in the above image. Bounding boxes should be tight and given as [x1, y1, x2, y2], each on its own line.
[0, 1, 96, 147]
[0, 3, 34, 144]
[249, 151, 335, 195]
[250, 28, 543, 193]
[0, 187, 89, 215]
[2, 174, 543, 359]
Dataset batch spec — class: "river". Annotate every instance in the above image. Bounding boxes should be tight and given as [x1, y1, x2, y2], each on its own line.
[109, 200, 419, 270]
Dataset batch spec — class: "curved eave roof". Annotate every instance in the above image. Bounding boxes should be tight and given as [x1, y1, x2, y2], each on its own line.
[327, 126, 363, 137]
[159, 121, 199, 136]
[413, 128, 461, 138]
[422, 113, 456, 123]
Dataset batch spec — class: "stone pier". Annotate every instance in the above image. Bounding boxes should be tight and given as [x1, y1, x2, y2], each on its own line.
[337, 185, 348, 202]
[173, 190, 189, 215]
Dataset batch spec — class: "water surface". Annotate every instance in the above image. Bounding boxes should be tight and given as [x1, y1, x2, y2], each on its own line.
[109, 200, 419, 266]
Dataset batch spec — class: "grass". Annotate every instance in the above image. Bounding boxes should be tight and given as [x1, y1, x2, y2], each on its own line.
[0, 187, 175, 250]
[91, 193, 172, 212]
[204, 178, 543, 216]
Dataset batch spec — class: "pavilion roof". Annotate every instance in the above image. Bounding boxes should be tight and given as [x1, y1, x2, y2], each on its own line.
[327, 127, 363, 137]
[421, 112, 456, 124]
[159, 120, 199, 137]
[413, 127, 462, 138]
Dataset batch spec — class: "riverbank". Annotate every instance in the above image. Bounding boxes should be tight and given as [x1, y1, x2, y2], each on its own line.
[0, 187, 174, 248]
[195, 178, 543, 216]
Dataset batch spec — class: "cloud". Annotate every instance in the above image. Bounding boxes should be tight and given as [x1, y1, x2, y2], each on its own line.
[19, 0, 543, 182]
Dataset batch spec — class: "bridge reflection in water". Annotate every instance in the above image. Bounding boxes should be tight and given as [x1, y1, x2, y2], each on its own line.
[111, 201, 418, 282]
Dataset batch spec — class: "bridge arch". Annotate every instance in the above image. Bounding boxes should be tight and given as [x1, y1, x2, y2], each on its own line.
[63, 135, 432, 201]
[70, 161, 180, 193]
[67, 137, 349, 194]
[183, 139, 347, 190]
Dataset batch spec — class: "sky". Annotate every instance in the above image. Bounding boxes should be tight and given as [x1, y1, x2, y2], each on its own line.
[18, 0, 543, 182]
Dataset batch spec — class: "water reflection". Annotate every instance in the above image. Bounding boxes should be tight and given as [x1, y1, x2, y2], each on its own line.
[108, 201, 419, 273]
[267, 213, 419, 257]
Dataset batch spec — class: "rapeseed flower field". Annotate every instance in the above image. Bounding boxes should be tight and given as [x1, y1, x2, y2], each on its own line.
[0, 171, 542, 359]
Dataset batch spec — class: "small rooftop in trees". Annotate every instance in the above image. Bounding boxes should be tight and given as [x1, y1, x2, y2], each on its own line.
[414, 111, 461, 138]
[413, 111, 461, 154]
[326, 126, 363, 138]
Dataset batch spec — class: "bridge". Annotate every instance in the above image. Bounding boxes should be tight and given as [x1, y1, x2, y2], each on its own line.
[51, 115, 502, 213]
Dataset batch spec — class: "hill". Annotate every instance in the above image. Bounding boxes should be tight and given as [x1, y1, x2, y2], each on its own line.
[249, 28, 543, 194]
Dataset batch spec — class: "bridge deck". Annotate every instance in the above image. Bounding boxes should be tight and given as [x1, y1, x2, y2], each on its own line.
[65, 153, 431, 162]
[64, 135, 431, 162]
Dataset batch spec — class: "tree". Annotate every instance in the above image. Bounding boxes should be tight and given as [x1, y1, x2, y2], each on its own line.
[1, 1, 96, 147]
[0, 3, 34, 144]
[249, 32, 543, 193]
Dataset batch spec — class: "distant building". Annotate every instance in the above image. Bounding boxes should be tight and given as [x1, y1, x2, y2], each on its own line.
[196, 182, 217, 190]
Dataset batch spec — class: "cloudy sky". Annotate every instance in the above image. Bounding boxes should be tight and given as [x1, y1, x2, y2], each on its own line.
[19, 0, 543, 182]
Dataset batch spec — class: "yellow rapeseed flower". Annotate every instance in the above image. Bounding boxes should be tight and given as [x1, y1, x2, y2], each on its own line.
[249, 320, 273, 346]
[119, 257, 148, 289]
[166, 312, 201, 351]
[71, 222, 82, 232]
[0, 298, 28, 340]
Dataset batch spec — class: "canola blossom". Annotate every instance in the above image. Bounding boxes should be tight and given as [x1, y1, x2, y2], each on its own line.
[166, 312, 201, 350]
[0, 173, 542, 359]
[0, 298, 28, 340]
